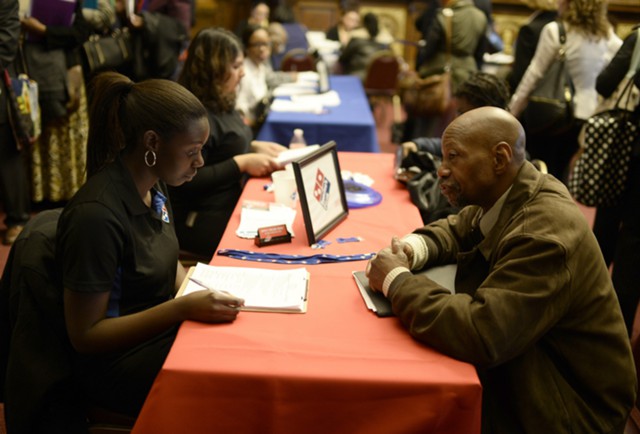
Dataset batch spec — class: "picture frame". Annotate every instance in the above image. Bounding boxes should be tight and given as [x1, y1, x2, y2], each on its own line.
[292, 141, 348, 246]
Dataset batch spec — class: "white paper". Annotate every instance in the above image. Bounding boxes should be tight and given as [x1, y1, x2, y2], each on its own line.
[291, 90, 341, 107]
[235, 204, 296, 239]
[275, 144, 320, 165]
[270, 99, 325, 113]
[184, 263, 309, 312]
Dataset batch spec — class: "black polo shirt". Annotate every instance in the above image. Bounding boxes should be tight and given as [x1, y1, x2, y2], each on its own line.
[57, 157, 178, 317]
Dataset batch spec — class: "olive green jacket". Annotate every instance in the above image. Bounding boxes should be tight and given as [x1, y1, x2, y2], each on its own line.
[389, 161, 636, 434]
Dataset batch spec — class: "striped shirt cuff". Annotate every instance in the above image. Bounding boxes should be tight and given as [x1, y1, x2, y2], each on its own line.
[383, 266, 410, 297]
[402, 234, 428, 270]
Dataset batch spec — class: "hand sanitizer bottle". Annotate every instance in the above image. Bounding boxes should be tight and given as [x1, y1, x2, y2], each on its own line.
[289, 128, 307, 149]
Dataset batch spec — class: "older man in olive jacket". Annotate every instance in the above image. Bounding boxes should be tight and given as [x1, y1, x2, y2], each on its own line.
[367, 107, 636, 434]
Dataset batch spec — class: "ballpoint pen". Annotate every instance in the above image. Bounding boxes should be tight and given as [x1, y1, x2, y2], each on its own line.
[188, 276, 241, 306]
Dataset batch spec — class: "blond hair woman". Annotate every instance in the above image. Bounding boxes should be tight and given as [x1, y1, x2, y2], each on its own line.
[509, 0, 621, 182]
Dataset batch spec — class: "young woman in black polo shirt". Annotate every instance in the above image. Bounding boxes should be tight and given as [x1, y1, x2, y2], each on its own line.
[57, 72, 244, 417]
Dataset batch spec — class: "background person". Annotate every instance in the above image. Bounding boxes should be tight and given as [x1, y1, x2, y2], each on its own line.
[235, 1, 270, 38]
[170, 28, 286, 259]
[0, 0, 31, 245]
[237, 23, 295, 130]
[58, 72, 243, 419]
[507, 0, 557, 92]
[367, 107, 636, 434]
[326, 0, 360, 48]
[509, 0, 621, 183]
[401, 71, 511, 157]
[338, 12, 391, 82]
[592, 25, 640, 334]
[403, 0, 487, 143]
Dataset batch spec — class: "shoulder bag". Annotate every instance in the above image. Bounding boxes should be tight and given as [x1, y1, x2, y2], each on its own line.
[521, 21, 574, 136]
[568, 33, 640, 207]
[82, 27, 132, 75]
[1, 36, 40, 150]
[398, 8, 453, 118]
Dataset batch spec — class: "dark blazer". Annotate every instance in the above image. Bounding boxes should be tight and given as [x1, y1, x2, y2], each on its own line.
[0, 0, 20, 124]
[508, 10, 557, 92]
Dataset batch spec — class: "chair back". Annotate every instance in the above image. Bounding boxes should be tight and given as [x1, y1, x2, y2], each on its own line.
[281, 48, 316, 72]
[363, 50, 400, 96]
[0, 209, 134, 433]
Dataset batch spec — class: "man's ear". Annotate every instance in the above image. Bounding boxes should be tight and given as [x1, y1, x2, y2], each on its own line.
[493, 142, 513, 174]
[142, 130, 160, 153]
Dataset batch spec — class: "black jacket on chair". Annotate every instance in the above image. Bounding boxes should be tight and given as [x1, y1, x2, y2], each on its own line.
[0, 209, 89, 434]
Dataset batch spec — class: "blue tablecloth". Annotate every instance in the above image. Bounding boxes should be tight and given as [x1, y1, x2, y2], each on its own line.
[257, 75, 380, 152]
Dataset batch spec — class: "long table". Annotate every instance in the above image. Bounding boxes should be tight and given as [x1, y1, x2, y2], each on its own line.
[131, 152, 481, 434]
[257, 76, 380, 153]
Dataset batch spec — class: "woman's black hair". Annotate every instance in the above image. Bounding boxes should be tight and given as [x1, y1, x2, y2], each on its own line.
[86, 71, 207, 177]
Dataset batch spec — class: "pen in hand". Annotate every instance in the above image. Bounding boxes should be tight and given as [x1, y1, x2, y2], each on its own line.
[188, 277, 244, 308]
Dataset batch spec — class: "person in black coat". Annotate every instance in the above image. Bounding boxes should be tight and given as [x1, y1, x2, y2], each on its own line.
[592, 24, 640, 334]
[507, 0, 557, 91]
[0, 0, 31, 245]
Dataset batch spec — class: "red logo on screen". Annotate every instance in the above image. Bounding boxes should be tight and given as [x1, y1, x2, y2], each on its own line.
[313, 168, 331, 210]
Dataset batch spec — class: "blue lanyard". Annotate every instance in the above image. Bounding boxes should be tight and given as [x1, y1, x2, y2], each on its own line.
[217, 249, 375, 265]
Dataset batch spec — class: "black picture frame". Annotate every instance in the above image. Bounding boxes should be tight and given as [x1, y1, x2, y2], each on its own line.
[292, 141, 348, 245]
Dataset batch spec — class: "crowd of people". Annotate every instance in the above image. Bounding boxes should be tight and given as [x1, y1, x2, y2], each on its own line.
[1, 0, 640, 432]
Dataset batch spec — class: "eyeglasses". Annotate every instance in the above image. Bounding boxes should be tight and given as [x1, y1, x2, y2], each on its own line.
[249, 42, 271, 48]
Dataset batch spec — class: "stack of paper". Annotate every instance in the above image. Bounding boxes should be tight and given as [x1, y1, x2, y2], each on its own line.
[181, 263, 309, 313]
[291, 90, 341, 107]
[270, 99, 325, 113]
[275, 144, 320, 165]
[236, 204, 296, 239]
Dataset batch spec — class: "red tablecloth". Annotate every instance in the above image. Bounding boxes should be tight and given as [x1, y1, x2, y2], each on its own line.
[132, 152, 482, 434]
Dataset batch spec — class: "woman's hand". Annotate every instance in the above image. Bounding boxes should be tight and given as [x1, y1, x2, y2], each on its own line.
[251, 140, 287, 157]
[234, 153, 282, 177]
[21, 16, 46, 35]
[179, 290, 244, 324]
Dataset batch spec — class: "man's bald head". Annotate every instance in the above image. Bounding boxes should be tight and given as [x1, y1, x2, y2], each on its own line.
[438, 107, 528, 211]
[444, 107, 527, 166]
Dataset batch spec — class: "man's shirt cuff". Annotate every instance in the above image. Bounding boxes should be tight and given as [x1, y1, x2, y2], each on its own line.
[402, 234, 428, 270]
[383, 266, 411, 297]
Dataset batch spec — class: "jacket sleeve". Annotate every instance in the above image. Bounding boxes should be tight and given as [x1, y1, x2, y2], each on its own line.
[389, 225, 572, 369]
[0, 0, 20, 69]
[596, 30, 637, 98]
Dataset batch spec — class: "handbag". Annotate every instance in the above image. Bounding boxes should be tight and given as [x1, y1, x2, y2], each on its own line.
[568, 85, 640, 207]
[521, 21, 574, 136]
[82, 28, 132, 74]
[1, 37, 41, 150]
[398, 8, 453, 117]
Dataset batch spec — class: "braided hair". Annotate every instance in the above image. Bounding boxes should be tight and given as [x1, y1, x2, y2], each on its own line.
[455, 72, 511, 110]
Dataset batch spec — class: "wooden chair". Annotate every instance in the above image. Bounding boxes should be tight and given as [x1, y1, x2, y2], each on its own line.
[363, 50, 401, 126]
[281, 48, 316, 72]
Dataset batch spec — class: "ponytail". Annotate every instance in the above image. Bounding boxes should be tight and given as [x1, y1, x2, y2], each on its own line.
[86, 72, 207, 177]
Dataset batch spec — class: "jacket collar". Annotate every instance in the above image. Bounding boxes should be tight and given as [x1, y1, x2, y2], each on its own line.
[476, 161, 545, 258]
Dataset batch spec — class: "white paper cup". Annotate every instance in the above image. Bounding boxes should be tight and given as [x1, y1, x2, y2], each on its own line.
[271, 170, 298, 208]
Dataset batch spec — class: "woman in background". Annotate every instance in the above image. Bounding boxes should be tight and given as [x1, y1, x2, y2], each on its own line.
[508, 0, 557, 91]
[326, 0, 361, 47]
[509, 0, 621, 183]
[171, 28, 286, 259]
[58, 72, 242, 419]
[237, 23, 295, 130]
[592, 25, 640, 334]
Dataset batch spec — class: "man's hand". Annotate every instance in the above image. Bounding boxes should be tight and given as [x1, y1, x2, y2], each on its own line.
[366, 237, 411, 293]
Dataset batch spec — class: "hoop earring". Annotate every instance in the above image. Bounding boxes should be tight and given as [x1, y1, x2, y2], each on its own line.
[144, 150, 157, 167]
